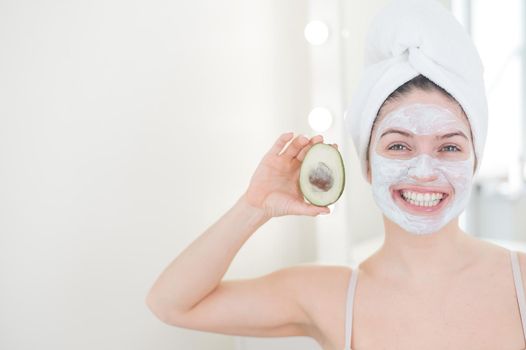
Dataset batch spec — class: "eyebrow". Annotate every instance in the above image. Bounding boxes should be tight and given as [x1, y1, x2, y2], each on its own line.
[438, 131, 468, 140]
[380, 129, 413, 138]
[380, 129, 412, 138]
[379, 129, 468, 140]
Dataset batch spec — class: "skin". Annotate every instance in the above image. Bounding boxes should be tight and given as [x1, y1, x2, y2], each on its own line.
[146, 89, 526, 350]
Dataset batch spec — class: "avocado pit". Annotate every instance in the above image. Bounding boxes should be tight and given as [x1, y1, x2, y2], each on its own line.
[308, 162, 334, 192]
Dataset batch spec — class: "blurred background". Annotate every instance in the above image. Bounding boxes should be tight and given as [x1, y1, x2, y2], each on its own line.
[1, 0, 525, 349]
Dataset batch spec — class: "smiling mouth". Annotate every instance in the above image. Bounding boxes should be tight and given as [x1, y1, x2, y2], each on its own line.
[393, 188, 450, 213]
[399, 190, 447, 207]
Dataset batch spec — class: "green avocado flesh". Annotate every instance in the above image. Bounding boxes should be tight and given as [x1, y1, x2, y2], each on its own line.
[299, 143, 345, 207]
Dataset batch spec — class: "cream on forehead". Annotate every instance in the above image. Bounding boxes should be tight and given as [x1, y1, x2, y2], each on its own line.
[374, 103, 470, 144]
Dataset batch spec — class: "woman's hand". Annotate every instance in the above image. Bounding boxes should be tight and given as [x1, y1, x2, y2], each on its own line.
[242, 132, 338, 219]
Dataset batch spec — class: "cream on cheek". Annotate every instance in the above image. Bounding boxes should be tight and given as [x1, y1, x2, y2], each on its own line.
[369, 103, 475, 235]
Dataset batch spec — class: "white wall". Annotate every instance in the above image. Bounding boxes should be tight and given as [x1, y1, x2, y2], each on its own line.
[0, 0, 317, 349]
[0, 0, 452, 349]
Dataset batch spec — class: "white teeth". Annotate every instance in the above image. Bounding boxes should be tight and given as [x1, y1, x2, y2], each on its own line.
[400, 190, 446, 208]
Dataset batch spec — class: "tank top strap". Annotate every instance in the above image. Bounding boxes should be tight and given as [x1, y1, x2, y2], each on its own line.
[344, 268, 359, 350]
[510, 250, 526, 342]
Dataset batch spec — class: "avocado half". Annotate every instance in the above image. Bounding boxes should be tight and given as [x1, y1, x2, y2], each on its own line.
[299, 143, 345, 207]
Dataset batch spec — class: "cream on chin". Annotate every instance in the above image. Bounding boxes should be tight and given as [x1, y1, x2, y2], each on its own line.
[371, 153, 473, 234]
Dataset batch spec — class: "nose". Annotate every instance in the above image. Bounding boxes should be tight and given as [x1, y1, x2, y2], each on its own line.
[407, 155, 438, 182]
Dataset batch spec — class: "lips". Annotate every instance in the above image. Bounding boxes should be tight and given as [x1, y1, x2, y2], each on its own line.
[391, 185, 451, 215]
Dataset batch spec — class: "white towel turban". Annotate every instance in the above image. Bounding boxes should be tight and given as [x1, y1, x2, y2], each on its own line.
[343, 0, 488, 180]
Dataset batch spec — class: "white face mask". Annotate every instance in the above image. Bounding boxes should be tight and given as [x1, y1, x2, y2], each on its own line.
[370, 103, 474, 235]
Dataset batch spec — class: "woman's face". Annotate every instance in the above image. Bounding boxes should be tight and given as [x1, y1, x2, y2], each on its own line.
[366, 89, 475, 235]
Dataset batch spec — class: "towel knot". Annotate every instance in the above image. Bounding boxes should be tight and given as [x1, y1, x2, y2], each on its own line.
[343, 0, 489, 181]
[408, 45, 432, 72]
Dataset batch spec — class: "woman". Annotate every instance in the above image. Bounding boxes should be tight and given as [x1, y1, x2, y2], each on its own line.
[146, 1, 526, 349]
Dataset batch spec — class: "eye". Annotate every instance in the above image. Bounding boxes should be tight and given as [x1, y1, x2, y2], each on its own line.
[387, 143, 410, 151]
[440, 145, 461, 152]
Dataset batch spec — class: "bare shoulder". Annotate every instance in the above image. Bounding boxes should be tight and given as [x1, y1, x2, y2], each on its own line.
[288, 263, 353, 303]
[473, 238, 526, 285]
[279, 263, 353, 310]
[288, 264, 353, 347]
[288, 263, 352, 283]
[491, 244, 526, 285]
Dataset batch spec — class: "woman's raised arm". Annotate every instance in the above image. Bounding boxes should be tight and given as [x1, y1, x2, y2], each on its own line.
[145, 132, 334, 337]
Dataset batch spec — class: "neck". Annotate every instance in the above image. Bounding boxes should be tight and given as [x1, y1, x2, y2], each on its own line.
[375, 216, 475, 280]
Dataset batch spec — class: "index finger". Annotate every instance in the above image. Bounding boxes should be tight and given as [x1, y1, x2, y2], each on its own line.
[296, 135, 324, 162]
[267, 132, 294, 156]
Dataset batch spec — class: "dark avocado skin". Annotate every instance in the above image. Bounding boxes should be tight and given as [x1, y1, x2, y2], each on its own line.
[299, 143, 345, 207]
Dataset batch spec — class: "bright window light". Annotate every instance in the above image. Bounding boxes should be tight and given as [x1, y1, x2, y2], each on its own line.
[308, 107, 333, 132]
[453, 0, 524, 179]
[304, 20, 329, 45]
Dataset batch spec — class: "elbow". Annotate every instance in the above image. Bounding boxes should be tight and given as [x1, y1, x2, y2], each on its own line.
[145, 288, 196, 327]
[145, 293, 175, 325]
